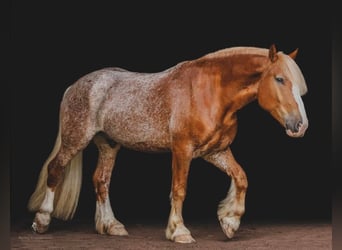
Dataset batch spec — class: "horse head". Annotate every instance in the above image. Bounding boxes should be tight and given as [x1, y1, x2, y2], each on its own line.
[257, 44, 309, 137]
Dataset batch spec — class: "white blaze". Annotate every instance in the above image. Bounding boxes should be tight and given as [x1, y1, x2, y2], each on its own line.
[292, 84, 309, 129]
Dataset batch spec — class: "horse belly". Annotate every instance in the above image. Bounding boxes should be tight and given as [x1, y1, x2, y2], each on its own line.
[103, 116, 171, 152]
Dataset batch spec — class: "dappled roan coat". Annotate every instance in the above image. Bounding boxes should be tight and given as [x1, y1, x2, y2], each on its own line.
[28, 44, 308, 243]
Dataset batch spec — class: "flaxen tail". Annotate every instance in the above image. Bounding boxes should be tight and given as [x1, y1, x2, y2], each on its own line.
[27, 119, 83, 221]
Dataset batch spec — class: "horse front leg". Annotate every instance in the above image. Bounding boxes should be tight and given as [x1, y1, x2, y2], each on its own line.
[165, 145, 195, 243]
[203, 148, 248, 239]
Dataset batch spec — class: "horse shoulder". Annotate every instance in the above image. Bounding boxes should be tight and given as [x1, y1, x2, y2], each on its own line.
[168, 79, 237, 155]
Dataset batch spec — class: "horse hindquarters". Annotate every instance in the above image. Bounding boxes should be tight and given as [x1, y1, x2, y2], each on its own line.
[28, 84, 97, 233]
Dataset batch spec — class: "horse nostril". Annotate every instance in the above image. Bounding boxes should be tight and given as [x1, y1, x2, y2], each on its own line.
[286, 120, 302, 133]
[293, 125, 299, 133]
[285, 122, 294, 132]
[296, 121, 302, 130]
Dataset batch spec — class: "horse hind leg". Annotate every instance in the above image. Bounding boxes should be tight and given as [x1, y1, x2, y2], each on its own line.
[31, 141, 88, 233]
[92, 134, 128, 236]
[29, 121, 95, 233]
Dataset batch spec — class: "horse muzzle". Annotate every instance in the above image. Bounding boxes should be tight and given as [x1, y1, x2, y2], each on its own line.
[285, 118, 308, 138]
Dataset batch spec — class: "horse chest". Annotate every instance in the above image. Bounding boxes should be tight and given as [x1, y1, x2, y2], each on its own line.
[192, 122, 237, 157]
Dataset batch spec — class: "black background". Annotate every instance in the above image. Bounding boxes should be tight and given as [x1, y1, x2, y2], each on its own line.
[11, 2, 331, 226]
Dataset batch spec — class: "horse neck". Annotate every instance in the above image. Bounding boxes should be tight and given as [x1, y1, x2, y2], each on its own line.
[228, 78, 260, 111]
[192, 54, 268, 114]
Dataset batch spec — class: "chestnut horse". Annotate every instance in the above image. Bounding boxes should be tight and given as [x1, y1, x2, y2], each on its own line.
[28, 44, 308, 243]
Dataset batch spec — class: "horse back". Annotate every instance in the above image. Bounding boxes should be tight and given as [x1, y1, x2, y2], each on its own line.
[61, 67, 178, 152]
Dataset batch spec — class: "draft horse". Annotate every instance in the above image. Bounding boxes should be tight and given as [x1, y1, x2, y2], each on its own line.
[28, 44, 308, 243]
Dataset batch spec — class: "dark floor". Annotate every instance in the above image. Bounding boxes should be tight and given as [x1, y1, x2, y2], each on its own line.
[11, 219, 331, 249]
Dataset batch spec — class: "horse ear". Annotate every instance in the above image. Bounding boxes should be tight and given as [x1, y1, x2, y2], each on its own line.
[269, 44, 278, 62]
[288, 48, 299, 60]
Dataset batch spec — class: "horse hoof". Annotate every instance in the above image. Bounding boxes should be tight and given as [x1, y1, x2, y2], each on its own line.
[32, 221, 49, 234]
[222, 225, 235, 239]
[107, 223, 129, 236]
[174, 234, 196, 243]
[32, 212, 51, 233]
[220, 216, 240, 239]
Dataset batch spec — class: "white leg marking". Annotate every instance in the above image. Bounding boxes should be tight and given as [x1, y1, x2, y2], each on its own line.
[40, 188, 55, 213]
[32, 188, 54, 233]
[218, 180, 244, 239]
[95, 197, 128, 236]
[96, 198, 115, 225]
[165, 204, 195, 243]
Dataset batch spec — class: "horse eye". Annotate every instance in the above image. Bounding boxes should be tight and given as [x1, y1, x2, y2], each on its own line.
[275, 76, 285, 84]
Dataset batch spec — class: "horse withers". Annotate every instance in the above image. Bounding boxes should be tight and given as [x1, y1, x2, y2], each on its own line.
[28, 44, 308, 243]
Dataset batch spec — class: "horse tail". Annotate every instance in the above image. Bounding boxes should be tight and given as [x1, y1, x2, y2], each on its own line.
[28, 117, 83, 221]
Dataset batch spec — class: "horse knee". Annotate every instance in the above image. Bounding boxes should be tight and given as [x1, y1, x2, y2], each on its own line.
[171, 187, 187, 203]
[237, 172, 248, 190]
